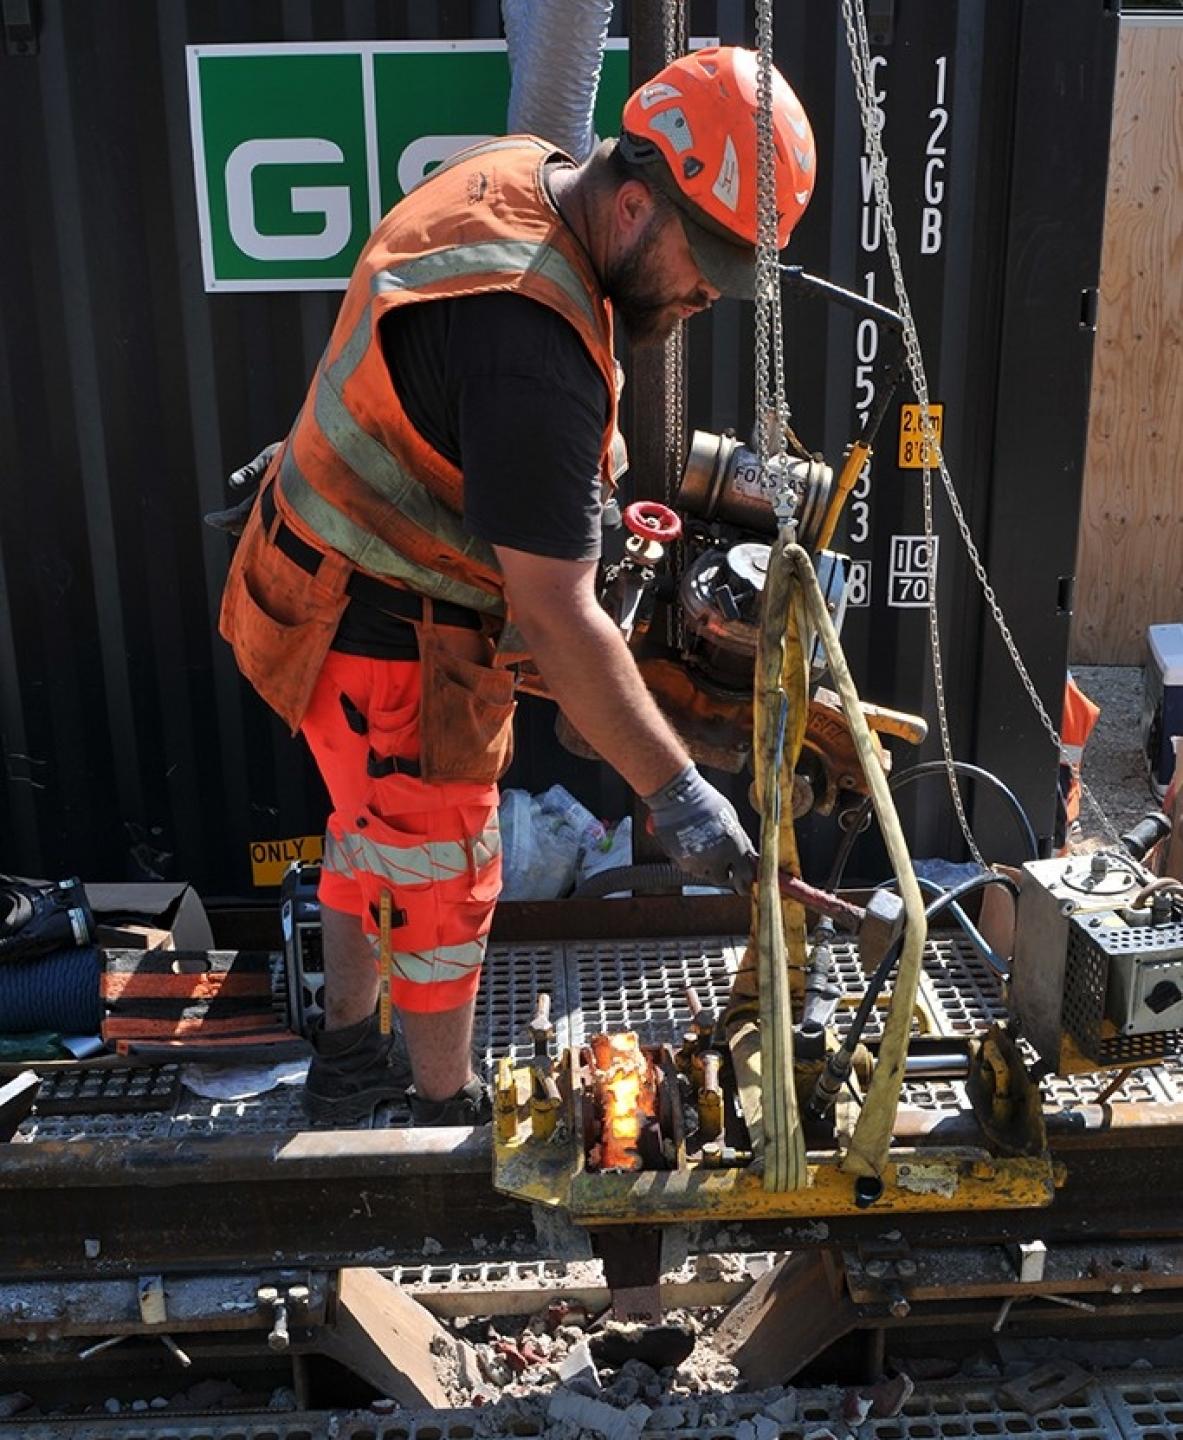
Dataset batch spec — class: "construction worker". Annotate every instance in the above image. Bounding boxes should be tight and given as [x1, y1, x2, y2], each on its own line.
[215, 47, 816, 1126]
[1055, 673, 1101, 853]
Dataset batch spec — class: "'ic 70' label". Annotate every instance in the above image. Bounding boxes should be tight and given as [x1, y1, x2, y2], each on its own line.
[888, 535, 938, 608]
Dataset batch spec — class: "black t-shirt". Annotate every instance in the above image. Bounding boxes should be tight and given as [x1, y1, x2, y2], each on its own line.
[332, 292, 609, 658]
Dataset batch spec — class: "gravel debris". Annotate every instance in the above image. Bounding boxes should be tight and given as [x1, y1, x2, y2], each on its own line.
[1074, 664, 1159, 837]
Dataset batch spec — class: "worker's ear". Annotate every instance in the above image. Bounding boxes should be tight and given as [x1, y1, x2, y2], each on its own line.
[614, 178, 661, 247]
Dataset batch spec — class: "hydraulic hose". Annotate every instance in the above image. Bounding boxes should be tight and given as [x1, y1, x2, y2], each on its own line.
[809, 870, 1021, 1119]
[826, 760, 1040, 893]
[847, 872, 1018, 1049]
[880, 873, 1016, 977]
[924, 870, 1020, 927]
[572, 863, 695, 899]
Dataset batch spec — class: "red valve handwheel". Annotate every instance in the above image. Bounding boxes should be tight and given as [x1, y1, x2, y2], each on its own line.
[622, 501, 682, 544]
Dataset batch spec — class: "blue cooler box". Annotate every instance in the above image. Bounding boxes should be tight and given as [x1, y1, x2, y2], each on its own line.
[1143, 623, 1183, 797]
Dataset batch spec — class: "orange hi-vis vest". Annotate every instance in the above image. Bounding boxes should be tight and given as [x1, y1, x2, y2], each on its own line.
[220, 137, 620, 731]
[1055, 673, 1102, 852]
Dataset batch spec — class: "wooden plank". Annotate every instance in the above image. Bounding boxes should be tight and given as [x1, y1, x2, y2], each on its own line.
[319, 1266, 480, 1408]
[713, 1250, 858, 1387]
[1073, 20, 1183, 663]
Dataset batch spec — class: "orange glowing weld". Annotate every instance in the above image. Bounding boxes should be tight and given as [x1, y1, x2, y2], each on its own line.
[590, 1032, 658, 1171]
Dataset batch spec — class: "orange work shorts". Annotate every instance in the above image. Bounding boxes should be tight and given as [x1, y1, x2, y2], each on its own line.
[300, 650, 502, 1014]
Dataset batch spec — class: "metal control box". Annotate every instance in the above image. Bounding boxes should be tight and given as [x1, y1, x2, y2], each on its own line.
[1013, 851, 1183, 1070]
[1094, 916, 1183, 1036]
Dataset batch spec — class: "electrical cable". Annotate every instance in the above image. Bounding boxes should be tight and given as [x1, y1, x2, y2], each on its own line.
[825, 759, 1039, 893]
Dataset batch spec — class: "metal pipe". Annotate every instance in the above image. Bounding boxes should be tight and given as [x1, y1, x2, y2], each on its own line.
[903, 1052, 970, 1078]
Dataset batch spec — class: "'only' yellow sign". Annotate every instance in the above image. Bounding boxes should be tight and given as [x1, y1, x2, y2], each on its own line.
[250, 835, 323, 887]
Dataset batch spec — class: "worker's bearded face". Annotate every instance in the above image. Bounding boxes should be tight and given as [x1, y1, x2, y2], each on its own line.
[606, 211, 714, 346]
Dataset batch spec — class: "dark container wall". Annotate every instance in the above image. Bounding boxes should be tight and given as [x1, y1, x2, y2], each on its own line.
[0, 1, 1117, 896]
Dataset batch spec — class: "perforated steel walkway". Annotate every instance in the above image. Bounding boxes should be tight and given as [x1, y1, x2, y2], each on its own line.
[15, 932, 1183, 1146]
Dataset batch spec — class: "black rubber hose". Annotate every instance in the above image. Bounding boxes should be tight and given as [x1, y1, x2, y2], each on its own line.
[825, 760, 1039, 892]
[571, 862, 698, 899]
[837, 871, 1021, 1057]
[923, 870, 1020, 927]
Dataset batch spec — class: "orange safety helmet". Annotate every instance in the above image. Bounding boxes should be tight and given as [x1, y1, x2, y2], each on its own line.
[620, 46, 816, 298]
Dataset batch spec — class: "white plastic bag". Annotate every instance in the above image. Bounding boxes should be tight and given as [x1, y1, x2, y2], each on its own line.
[575, 816, 634, 897]
[499, 785, 604, 900]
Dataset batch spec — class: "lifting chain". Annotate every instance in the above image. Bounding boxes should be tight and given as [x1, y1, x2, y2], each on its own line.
[753, 0, 794, 523]
[840, 0, 1122, 854]
[663, 0, 687, 651]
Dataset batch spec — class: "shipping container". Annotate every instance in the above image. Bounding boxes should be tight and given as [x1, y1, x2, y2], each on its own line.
[0, 0, 1118, 895]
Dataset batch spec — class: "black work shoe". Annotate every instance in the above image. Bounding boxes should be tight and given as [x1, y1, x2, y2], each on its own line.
[302, 1013, 412, 1125]
[407, 1076, 492, 1127]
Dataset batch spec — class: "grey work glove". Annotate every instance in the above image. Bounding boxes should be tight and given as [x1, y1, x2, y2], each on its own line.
[644, 763, 758, 894]
[203, 441, 282, 536]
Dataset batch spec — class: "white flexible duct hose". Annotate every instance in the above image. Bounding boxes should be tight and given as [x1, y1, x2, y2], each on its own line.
[502, 0, 615, 162]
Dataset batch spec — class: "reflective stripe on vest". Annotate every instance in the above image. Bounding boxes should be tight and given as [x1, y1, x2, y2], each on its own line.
[372, 240, 599, 334]
[279, 449, 504, 615]
[313, 365, 493, 568]
[279, 236, 605, 611]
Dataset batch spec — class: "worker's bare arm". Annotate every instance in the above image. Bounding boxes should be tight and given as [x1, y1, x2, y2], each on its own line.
[494, 545, 688, 797]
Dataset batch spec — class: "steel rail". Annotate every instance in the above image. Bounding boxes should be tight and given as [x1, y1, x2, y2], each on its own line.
[3, 1103, 1183, 1278]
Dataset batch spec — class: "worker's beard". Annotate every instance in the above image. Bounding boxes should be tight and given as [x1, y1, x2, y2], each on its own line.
[605, 215, 686, 347]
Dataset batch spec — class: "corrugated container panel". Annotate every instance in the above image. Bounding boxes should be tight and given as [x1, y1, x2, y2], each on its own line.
[0, 1, 1116, 895]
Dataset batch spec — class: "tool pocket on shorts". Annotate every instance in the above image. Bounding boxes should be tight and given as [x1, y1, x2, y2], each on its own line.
[417, 627, 517, 786]
[371, 685, 431, 777]
[220, 505, 348, 725]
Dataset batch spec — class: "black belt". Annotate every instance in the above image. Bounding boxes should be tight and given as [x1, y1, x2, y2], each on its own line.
[259, 482, 484, 632]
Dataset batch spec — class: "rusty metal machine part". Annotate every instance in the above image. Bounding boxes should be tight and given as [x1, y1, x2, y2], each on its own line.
[636, 658, 922, 820]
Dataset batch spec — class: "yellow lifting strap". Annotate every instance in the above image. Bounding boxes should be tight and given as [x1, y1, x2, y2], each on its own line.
[784, 543, 928, 1180]
[751, 537, 810, 1191]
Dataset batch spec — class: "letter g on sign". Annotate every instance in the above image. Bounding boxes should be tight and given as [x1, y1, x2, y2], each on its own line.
[225, 137, 352, 262]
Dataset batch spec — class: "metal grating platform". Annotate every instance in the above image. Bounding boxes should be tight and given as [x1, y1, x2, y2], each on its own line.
[1108, 1377, 1183, 1440]
[12, 1374, 1183, 1438]
[9, 931, 1181, 1143]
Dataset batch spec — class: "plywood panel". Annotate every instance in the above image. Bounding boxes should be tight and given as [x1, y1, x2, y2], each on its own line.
[1073, 21, 1183, 663]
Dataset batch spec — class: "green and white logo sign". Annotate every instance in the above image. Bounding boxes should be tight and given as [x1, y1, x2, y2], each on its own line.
[186, 40, 631, 292]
